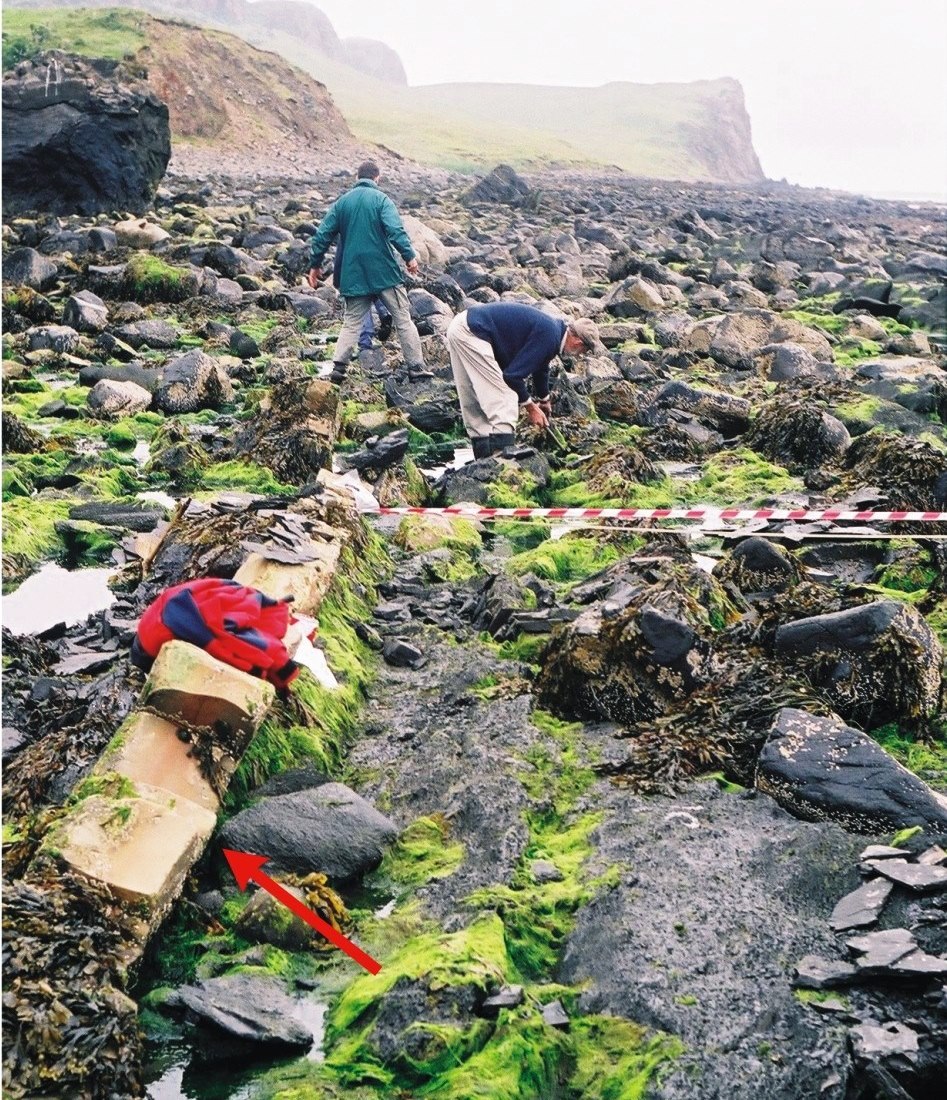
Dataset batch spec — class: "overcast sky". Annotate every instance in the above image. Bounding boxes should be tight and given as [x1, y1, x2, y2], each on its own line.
[308, 0, 947, 201]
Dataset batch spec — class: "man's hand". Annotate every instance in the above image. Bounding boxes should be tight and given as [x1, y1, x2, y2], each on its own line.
[307, 267, 322, 289]
[406, 258, 420, 276]
[522, 400, 549, 429]
[537, 396, 553, 417]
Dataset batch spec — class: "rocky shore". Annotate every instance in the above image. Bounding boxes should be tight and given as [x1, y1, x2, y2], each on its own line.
[2, 160, 946, 1098]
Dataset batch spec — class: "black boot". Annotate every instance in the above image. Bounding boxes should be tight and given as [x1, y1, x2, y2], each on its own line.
[406, 364, 434, 382]
[488, 432, 516, 455]
[471, 436, 492, 460]
[328, 362, 347, 384]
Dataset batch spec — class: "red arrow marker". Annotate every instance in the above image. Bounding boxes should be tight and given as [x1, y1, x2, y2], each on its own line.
[222, 848, 381, 975]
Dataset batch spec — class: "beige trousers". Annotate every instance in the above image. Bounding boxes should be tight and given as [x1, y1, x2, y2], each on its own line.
[446, 311, 518, 438]
[334, 284, 426, 369]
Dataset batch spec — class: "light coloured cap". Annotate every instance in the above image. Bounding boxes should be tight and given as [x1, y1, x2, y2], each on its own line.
[568, 317, 606, 354]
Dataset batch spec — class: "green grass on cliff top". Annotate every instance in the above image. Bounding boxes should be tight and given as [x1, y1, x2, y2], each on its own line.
[2, 8, 147, 69]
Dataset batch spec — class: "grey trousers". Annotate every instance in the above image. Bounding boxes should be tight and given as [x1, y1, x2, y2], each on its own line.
[446, 310, 518, 438]
[333, 284, 425, 369]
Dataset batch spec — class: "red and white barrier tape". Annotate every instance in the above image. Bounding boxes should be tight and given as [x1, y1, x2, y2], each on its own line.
[372, 505, 947, 522]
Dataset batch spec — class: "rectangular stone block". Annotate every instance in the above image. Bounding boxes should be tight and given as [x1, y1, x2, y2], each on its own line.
[234, 542, 340, 616]
[96, 711, 220, 814]
[44, 781, 216, 907]
[141, 640, 275, 754]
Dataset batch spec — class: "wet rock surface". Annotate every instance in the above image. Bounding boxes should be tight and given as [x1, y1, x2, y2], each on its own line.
[165, 974, 314, 1051]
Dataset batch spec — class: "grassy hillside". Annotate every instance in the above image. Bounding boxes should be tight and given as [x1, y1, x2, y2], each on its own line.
[2, 6, 764, 182]
[226, 24, 761, 180]
[2, 6, 148, 67]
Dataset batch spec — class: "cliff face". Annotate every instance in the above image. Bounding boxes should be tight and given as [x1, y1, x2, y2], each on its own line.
[678, 78, 764, 184]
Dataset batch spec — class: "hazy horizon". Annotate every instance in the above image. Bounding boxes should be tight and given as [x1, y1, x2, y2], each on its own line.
[299, 0, 947, 203]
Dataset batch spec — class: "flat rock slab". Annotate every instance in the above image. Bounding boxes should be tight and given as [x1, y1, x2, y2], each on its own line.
[918, 845, 947, 865]
[862, 858, 947, 893]
[793, 954, 858, 990]
[830, 877, 894, 931]
[849, 1021, 919, 1060]
[859, 845, 911, 861]
[846, 928, 917, 968]
[167, 975, 313, 1051]
[756, 708, 947, 833]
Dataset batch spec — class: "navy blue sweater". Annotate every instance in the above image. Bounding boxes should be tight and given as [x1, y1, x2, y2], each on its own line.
[466, 303, 565, 403]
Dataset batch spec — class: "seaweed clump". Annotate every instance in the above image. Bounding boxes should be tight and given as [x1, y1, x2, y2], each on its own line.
[743, 396, 849, 471]
[1, 867, 144, 1099]
[610, 650, 835, 792]
[840, 432, 947, 510]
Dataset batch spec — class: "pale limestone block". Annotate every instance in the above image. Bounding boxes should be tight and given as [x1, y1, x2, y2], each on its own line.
[234, 542, 340, 615]
[113, 218, 170, 248]
[47, 782, 216, 905]
[141, 640, 275, 751]
[96, 711, 219, 814]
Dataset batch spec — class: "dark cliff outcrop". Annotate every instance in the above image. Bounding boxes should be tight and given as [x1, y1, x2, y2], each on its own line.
[2, 51, 170, 216]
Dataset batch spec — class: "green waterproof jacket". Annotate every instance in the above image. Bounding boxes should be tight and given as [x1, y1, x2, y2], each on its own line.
[308, 179, 416, 297]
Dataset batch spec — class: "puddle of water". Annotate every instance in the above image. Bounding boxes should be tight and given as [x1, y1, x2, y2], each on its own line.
[138, 490, 178, 510]
[2, 562, 116, 634]
[145, 996, 327, 1099]
[133, 440, 152, 466]
[291, 997, 327, 1062]
[342, 879, 396, 916]
[424, 445, 474, 481]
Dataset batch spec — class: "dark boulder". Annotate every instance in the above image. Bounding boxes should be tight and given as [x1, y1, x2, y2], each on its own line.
[714, 536, 801, 597]
[756, 708, 947, 832]
[3, 246, 57, 290]
[744, 399, 851, 470]
[463, 164, 531, 206]
[639, 380, 751, 437]
[62, 290, 109, 333]
[535, 553, 730, 724]
[78, 363, 162, 393]
[68, 501, 166, 532]
[114, 319, 179, 350]
[2, 52, 170, 216]
[336, 428, 410, 474]
[218, 782, 398, 883]
[154, 349, 234, 414]
[774, 600, 942, 726]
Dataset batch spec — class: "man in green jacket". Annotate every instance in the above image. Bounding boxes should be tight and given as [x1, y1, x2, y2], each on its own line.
[308, 161, 432, 385]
